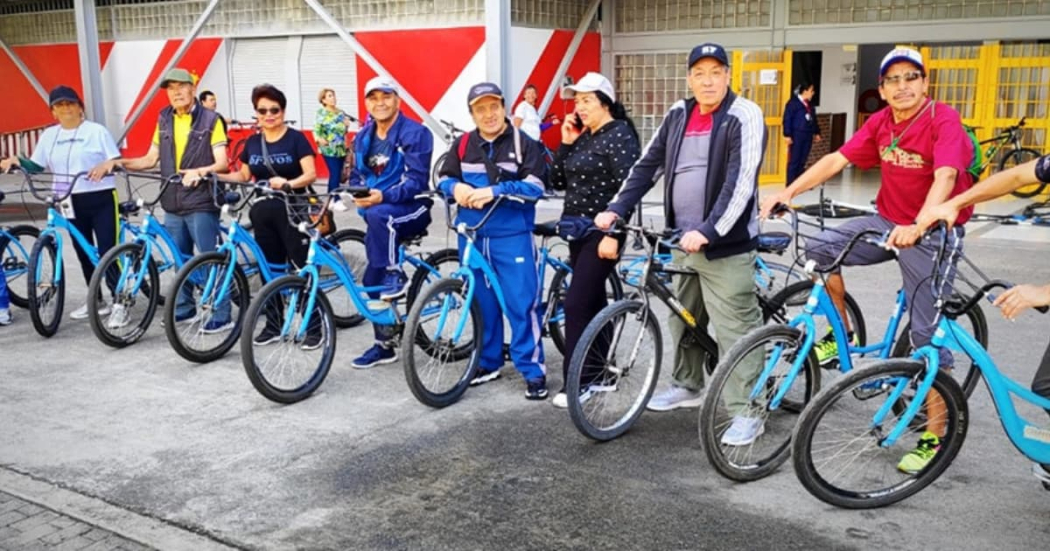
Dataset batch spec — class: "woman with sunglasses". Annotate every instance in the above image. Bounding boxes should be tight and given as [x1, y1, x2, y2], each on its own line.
[0, 85, 122, 321]
[223, 84, 321, 347]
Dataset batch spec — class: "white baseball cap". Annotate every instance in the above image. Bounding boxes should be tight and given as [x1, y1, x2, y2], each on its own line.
[561, 72, 616, 103]
[364, 76, 398, 96]
[879, 47, 925, 77]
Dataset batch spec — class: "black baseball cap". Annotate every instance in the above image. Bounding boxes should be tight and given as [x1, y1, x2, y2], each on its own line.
[467, 82, 504, 106]
[688, 43, 730, 68]
[48, 85, 83, 108]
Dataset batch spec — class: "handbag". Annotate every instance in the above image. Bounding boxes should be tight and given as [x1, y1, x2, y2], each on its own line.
[259, 134, 336, 236]
[556, 215, 596, 242]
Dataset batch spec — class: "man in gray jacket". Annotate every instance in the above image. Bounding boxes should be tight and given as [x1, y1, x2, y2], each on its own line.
[595, 43, 767, 445]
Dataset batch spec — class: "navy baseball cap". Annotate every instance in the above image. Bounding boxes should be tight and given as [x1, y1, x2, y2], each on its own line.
[48, 85, 83, 108]
[688, 43, 730, 68]
[467, 82, 504, 106]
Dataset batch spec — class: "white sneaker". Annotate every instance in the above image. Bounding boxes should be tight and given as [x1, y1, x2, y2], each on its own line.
[646, 385, 703, 412]
[332, 201, 349, 212]
[554, 384, 614, 409]
[720, 416, 766, 446]
[0, 308, 11, 326]
[70, 302, 109, 320]
[552, 392, 568, 409]
[106, 304, 130, 329]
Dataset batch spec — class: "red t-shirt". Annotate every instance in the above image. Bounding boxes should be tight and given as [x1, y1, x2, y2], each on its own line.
[839, 99, 974, 226]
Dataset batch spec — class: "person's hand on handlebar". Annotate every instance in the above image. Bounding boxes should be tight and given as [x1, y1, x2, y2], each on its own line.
[993, 283, 1050, 321]
[915, 202, 961, 234]
[465, 187, 495, 209]
[594, 211, 619, 231]
[353, 189, 383, 208]
[680, 230, 709, 254]
[759, 188, 793, 219]
[181, 168, 208, 187]
[885, 223, 922, 249]
[0, 156, 19, 173]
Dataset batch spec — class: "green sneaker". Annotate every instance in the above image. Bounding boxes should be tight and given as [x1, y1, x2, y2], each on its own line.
[897, 431, 941, 474]
[814, 329, 857, 366]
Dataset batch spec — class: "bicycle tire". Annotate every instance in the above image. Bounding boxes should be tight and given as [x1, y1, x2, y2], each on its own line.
[546, 266, 625, 356]
[1002, 148, 1045, 198]
[88, 242, 160, 348]
[406, 248, 461, 309]
[323, 228, 367, 328]
[565, 299, 662, 441]
[27, 234, 64, 337]
[164, 251, 251, 363]
[699, 324, 821, 481]
[240, 274, 336, 404]
[792, 359, 968, 509]
[764, 280, 868, 351]
[402, 278, 482, 408]
[0, 224, 40, 309]
[431, 152, 449, 188]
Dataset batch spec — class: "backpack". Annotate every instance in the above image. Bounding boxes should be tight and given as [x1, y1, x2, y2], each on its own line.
[455, 126, 525, 187]
[962, 125, 983, 178]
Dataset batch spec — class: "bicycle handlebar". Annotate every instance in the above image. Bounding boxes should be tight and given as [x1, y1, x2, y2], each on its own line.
[438, 119, 467, 136]
[807, 228, 891, 275]
[425, 189, 541, 234]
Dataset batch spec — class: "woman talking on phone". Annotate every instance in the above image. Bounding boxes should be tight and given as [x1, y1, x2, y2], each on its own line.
[549, 72, 641, 408]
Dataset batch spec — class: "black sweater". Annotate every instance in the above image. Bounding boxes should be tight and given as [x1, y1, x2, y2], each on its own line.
[550, 119, 641, 219]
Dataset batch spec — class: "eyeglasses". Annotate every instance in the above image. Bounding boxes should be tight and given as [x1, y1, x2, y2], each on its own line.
[256, 107, 282, 116]
[880, 71, 923, 87]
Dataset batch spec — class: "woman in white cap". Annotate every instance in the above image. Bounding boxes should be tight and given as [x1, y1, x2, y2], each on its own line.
[1, 85, 122, 321]
[550, 72, 641, 408]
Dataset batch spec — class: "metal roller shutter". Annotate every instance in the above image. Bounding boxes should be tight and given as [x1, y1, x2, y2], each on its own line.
[298, 35, 359, 133]
[229, 38, 289, 123]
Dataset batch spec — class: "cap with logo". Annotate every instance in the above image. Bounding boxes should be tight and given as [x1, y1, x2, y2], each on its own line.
[158, 68, 196, 88]
[48, 85, 83, 108]
[467, 82, 504, 106]
[562, 72, 616, 102]
[688, 43, 730, 68]
[879, 47, 925, 77]
[364, 76, 399, 96]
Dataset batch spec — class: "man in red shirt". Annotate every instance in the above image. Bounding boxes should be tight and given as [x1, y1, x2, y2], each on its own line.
[761, 46, 974, 473]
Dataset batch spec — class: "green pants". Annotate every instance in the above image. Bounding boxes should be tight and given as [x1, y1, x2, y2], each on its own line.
[668, 250, 762, 415]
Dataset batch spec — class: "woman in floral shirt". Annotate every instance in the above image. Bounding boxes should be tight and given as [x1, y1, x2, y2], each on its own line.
[314, 88, 352, 210]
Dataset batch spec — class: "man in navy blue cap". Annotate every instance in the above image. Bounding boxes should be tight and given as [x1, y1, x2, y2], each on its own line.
[436, 81, 551, 400]
[596, 42, 769, 443]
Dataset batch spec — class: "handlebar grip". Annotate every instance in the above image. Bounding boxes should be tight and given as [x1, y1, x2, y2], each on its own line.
[0, 190, 5, 204]
[1037, 306, 1049, 314]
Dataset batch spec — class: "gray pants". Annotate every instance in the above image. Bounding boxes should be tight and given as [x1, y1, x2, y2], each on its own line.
[806, 214, 964, 367]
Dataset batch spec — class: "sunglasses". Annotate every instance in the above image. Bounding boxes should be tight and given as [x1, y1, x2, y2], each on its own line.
[255, 107, 282, 116]
[880, 71, 923, 86]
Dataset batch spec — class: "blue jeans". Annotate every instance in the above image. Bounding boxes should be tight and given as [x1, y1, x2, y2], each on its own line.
[165, 211, 230, 323]
[323, 155, 345, 194]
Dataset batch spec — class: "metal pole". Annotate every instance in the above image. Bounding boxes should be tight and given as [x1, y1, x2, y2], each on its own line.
[74, 0, 106, 123]
[303, 0, 447, 142]
[0, 35, 49, 105]
[484, 0, 510, 93]
[537, 0, 601, 118]
[117, 0, 222, 143]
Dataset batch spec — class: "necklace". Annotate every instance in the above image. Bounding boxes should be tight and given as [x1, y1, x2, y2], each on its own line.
[884, 99, 933, 157]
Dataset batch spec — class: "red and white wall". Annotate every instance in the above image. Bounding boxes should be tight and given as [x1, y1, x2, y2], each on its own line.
[0, 27, 599, 176]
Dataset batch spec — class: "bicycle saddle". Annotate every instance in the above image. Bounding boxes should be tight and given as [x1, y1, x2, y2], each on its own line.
[399, 230, 429, 247]
[757, 231, 792, 254]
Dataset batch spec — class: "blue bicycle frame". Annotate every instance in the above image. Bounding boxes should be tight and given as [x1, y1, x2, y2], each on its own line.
[110, 210, 186, 296]
[36, 204, 137, 286]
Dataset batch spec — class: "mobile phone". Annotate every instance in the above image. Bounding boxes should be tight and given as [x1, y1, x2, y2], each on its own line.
[572, 113, 584, 131]
[345, 185, 371, 198]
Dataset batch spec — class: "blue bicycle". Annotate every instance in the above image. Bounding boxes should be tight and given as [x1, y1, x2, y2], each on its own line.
[699, 219, 987, 482]
[791, 227, 1046, 508]
[0, 178, 40, 309]
[21, 169, 137, 337]
[86, 171, 188, 347]
[239, 188, 459, 404]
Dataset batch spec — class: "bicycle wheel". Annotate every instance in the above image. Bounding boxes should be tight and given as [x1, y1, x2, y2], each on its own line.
[547, 266, 625, 356]
[240, 275, 335, 404]
[431, 152, 448, 187]
[406, 248, 460, 308]
[1001, 148, 1044, 198]
[402, 278, 482, 408]
[764, 280, 868, 355]
[565, 299, 662, 441]
[699, 325, 821, 481]
[754, 258, 805, 301]
[889, 302, 988, 424]
[164, 251, 250, 363]
[27, 234, 64, 337]
[0, 224, 40, 308]
[792, 359, 968, 509]
[321, 229, 368, 328]
[88, 242, 160, 348]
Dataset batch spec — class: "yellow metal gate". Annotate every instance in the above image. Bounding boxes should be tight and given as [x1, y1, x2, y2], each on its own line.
[732, 49, 792, 186]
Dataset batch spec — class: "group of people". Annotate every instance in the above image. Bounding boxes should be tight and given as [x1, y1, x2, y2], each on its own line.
[4, 43, 1050, 480]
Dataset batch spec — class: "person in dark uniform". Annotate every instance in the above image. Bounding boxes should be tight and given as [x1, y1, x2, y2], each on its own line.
[783, 80, 822, 186]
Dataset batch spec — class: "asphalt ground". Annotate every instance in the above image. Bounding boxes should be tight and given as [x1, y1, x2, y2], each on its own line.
[2, 186, 1050, 550]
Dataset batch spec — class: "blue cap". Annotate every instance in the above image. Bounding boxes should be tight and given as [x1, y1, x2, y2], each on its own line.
[467, 82, 504, 106]
[48, 85, 83, 108]
[688, 43, 730, 68]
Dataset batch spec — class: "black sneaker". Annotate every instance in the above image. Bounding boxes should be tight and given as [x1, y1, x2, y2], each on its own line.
[301, 332, 324, 351]
[525, 377, 548, 400]
[470, 369, 502, 387]
[253, 327, 281, 346]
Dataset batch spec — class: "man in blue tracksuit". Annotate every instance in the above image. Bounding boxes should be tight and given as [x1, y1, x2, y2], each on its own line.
[348, 76, 434, 369]
[437, 82, 550, 400]
[782, 80, 822, 186]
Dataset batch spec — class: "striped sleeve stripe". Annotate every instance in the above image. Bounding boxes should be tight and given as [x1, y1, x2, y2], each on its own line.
[715, 99, 764, 236]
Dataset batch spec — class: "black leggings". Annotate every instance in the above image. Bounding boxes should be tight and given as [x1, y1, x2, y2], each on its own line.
[561, 231, 621, 384]
[70, 189, 118, 286]
[249, 197, 309, 269]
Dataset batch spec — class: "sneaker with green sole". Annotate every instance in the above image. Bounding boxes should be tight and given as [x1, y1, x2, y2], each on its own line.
[814, 329, 858, 366]
[897, 431, 941, 474]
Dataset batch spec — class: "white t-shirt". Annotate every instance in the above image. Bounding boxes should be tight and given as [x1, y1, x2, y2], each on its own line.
[30, 120, 121, 194]
[513, 101, 542, 141]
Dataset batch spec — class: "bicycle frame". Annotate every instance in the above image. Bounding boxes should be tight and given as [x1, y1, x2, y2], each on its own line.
[1, 228, 33, 280]
[37, 205, 136, 286]
[112, 212, 185, 297]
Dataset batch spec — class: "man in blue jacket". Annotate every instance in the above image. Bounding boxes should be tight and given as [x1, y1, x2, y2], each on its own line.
[348, 76, 434, 369]
[437, 82, 550, 400]
[595, 43, 767, 445]
[783, 80, 822, 186]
